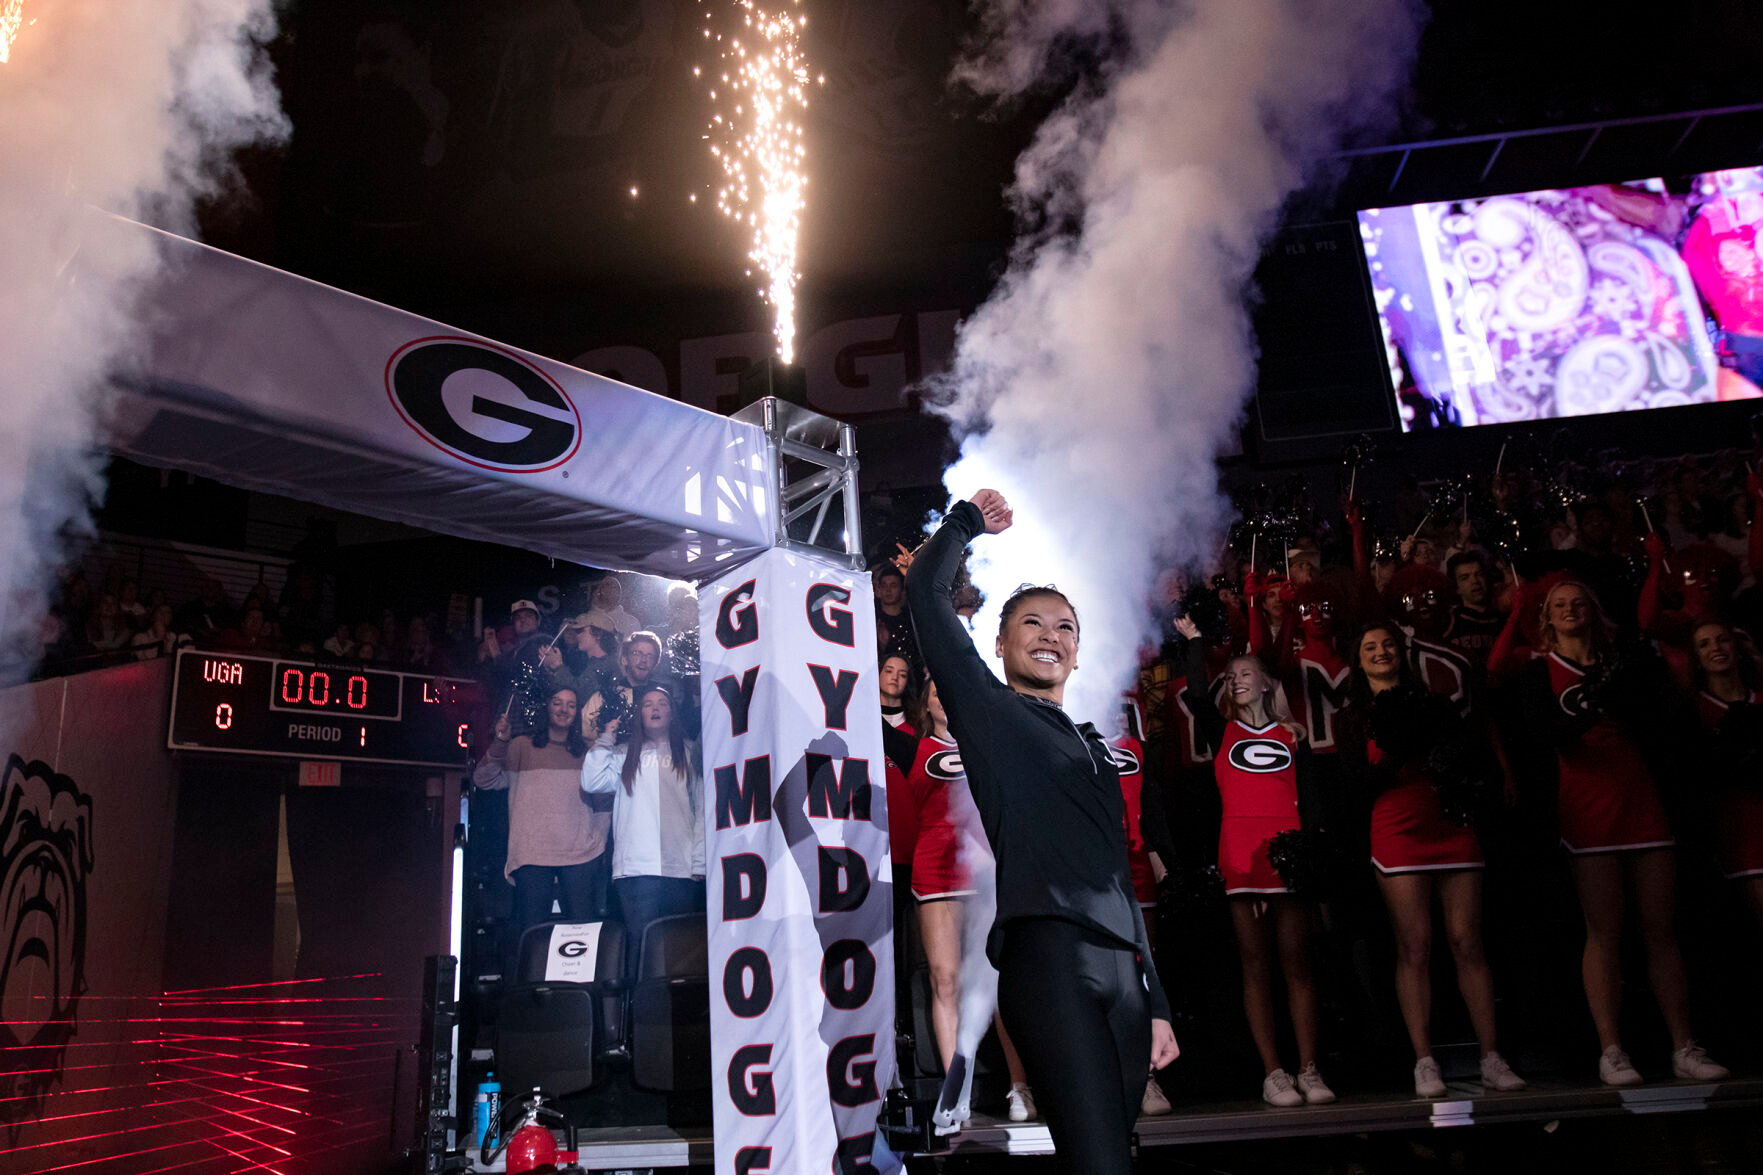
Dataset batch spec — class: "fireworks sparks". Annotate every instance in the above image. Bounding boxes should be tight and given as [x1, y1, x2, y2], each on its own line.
[1, 0, 26, 64]
[696, 0, 813, 364]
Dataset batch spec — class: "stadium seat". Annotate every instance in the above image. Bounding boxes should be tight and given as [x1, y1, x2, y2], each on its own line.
[627, 913, 711, 1092]
[496, 920, 627, 1100]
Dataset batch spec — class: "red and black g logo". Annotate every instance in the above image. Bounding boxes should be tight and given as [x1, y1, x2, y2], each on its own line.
[386, 337, 582, 472]
[1227, 738, 1293, 773]
[924, 749, 965, 782]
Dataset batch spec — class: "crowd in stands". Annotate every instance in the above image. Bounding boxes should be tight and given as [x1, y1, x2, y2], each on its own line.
[33, 558, 473, 677]
[468, 575, 708, 979]
[29, 436, 1763, 1123]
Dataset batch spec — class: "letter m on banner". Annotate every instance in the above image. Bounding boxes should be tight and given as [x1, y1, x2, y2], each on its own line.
[699, 549, 896, 1173]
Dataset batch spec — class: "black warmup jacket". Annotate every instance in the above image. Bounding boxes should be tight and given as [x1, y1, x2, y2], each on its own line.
[907, 500, 1170, 1020]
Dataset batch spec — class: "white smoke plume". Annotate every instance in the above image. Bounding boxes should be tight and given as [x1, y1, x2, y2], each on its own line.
[930, 0, 1421, 723]
[0, 1, 284, 679]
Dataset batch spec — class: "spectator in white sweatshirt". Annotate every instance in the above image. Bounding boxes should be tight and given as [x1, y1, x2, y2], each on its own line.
[581, 685, 705, 975]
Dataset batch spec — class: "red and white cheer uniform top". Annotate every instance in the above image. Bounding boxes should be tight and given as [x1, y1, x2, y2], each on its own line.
[1215, 721, 1302, 895]
[905, 735, 980, 901]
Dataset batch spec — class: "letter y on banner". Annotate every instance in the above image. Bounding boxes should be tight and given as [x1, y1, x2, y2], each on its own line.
[699, 549, 896, 1173]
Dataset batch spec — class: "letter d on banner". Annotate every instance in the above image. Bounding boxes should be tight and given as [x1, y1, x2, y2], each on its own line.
[699, 549, 896, 1173]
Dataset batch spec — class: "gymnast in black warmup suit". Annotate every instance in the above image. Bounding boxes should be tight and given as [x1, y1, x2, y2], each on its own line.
[905, 489, 1179, 1174]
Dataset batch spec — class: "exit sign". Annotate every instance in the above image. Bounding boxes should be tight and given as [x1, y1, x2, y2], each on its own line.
[298, 760, 342, 787]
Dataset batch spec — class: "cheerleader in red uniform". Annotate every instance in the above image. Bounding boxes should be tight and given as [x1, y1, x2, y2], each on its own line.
[1176, 618, 1333, 1108]
[880, 658, 921, 890]
[1338, 623, 1525, 1097]
[884, 681, 1035, 1123]
[1521, 581, 1729, 1085]
[1688, 620, 1763, 925]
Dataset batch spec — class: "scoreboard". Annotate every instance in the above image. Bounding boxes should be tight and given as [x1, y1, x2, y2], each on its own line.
[168, 649, 479, 768]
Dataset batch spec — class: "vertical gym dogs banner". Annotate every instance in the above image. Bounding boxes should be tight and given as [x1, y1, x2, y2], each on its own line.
[699, 549, 896, 1173]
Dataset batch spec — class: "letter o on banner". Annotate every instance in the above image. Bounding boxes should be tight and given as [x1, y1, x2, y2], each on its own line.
[723, 947, 774, 1018]
[820, 940, 876, 1012]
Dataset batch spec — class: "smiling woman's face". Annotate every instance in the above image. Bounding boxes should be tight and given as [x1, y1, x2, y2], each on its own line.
[995, 593, 1079, 695]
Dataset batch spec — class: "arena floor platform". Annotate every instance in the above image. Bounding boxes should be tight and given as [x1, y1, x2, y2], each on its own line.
[464, 1073, 1763, 1171]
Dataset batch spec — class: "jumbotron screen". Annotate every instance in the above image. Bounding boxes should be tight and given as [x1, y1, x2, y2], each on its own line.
[1357, 167, 1763, 432]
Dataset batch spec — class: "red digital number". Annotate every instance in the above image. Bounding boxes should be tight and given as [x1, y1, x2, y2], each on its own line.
[347, 675, 368, 710]
[281, 669, 303, 704]
[215, 703, 233, 730]
[310, 672, 331, 706]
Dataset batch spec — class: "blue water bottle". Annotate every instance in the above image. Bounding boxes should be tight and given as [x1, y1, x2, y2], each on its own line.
[473, 1073, 501, 1153]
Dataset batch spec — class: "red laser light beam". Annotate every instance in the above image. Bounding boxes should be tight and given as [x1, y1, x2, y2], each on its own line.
[25, 1138, 227, 1173]
[193, 1124, 289, 1174]
[156, 1042, 315, 1072]
[160, 974, 384, 996]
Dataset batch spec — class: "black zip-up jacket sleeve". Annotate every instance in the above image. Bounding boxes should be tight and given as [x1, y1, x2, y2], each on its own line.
[908, 500, 1170, 1020]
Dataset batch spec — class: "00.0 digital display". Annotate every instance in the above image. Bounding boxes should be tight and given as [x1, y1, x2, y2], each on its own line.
[168, 649, 478, 768]
[270, 663, 401, 720]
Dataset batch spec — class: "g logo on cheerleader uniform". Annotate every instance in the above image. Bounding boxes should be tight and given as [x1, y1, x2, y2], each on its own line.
[1227, 738, 1293, 773]
[1107, 744, 1142, 775]
[925, 749, 964, 781]
[1558, 683, 1590, 717]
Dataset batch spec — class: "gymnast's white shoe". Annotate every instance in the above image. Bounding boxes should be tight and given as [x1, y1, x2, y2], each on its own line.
[1296, 1063, 1336, 1105]
[1672, 1042, 1729, 1082]
[1599, 1045, 1643, 1087]
[1480, 1052, 1527, 1092]
[1006, 1083, 1037, 1122]
[1262, 1068, 1303, 1108]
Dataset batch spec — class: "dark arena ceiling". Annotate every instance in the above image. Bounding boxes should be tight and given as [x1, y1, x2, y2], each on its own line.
[196, 0, 1763, 469]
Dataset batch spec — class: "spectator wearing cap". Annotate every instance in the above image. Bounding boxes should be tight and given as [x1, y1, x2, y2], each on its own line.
[479, 598, 551, 728]
[543, 615, 619, 712]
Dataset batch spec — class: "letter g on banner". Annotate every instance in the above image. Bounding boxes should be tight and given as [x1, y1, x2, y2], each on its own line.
[386, 337, 581, 471]
[717, 580, 760, 649]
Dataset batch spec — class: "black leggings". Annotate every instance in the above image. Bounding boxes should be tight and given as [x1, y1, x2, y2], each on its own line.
[997, 917, 1150, 1175]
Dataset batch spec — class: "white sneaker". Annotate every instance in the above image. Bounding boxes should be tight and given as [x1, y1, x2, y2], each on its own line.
[1672, 1042, 1730, 1082]
[1599, 1045, 1643, 1087]
[1140, 1074, 1172, 1116]
[1006, 1083, 1037, 1122]
[1479, 1051, 1527, 1092]
[1262, 1068, 1304, 1108]
[1414, 1056, 1447, 1098]
[1296, 1062, 1336, 1105]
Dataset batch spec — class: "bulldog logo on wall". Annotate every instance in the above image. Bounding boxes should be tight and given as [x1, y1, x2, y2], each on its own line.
[0, 755, 94, 1131]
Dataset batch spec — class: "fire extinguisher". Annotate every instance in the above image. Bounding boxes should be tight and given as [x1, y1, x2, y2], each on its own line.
[491, 1088, 562, 1174]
